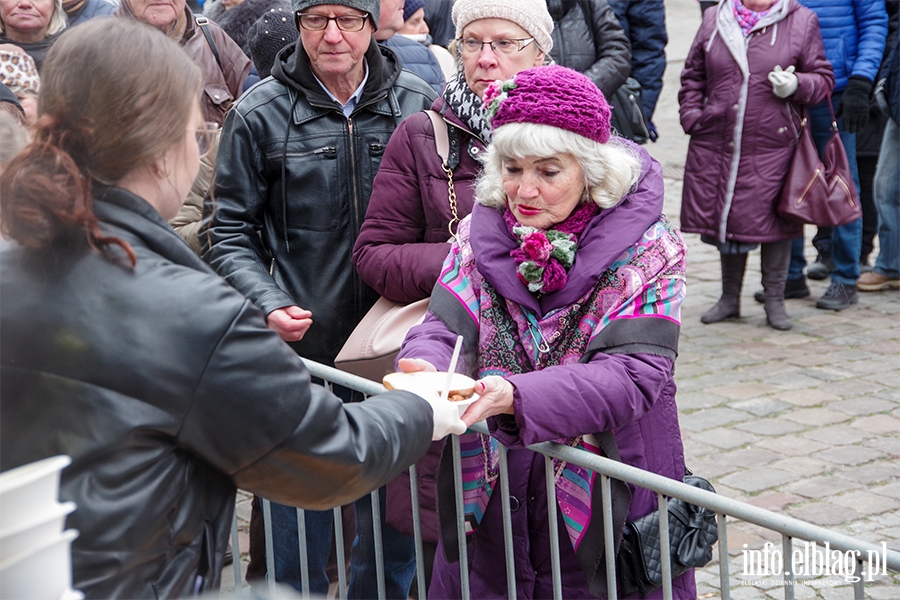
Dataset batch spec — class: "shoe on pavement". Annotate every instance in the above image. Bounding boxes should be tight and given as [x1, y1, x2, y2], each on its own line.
[816, 281, 859, 310]
[857, 271, 900, 292]
[753, 278, 810, 303]
[806, 257, 834, 280]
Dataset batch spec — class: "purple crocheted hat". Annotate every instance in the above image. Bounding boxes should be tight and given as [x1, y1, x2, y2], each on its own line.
[483, 65, 611, 145]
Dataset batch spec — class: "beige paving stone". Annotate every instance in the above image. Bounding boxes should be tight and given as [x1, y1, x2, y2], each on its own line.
[863, 437, 900, 458]
[786, 502, 862, 527]
[850, 415, 900, 435]
[815, 446, 887, 466]
[708, 383, 783, 401]
[869, 482, 900, 501]
[830, 491, 898, 516]
[767, 456, 831, 478]
[773, 388, 842, 407]
[803, 425, 876, 445]
[697, 428, 760, 450]
[783, 408, 851, 427]
[834, 463, 900, 485]
[821, 379, 887, 398]
[746, 492, 807, 512]
[720, 468, 795, 494]
[830, 398, 897, 416]
[736, 419, 807, 436]
[783, 476, 861, 499]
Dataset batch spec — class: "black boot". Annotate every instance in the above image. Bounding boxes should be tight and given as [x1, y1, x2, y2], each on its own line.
[701, 252, 747, 323]
[761, 241, 793, 330]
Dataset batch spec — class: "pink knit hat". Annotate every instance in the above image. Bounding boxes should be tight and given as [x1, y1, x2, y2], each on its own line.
[483, 65, 611, 145]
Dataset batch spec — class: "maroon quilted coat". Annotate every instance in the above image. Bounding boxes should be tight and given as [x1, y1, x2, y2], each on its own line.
[679, 0, 834, 244]
[353, 96, 486, 544]
[352, 96, 485, 305]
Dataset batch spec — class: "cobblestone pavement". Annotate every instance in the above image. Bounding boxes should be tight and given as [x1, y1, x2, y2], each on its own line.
[222, 1, 900, 597]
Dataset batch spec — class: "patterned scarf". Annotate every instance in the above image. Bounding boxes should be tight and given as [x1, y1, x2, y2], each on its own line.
[441, 213, 687, 550]
[442, 73, 492, 142]
[503, 203, 599, 295]
[733, 0, 772, 36]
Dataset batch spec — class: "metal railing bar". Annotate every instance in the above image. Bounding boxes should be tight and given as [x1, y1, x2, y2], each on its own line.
[659, 493, 672, 600]
[334, 505, 347, 600]
[544, 455, 562, 600]
[262, 498, 276, 597]
[600, 474, 617, 600]
[717, 512, 730, 600]
[296, 508, 310, 597]
[508, 438, 900, 571]
[782, 535, 794, 600]
[853, 560, 865, 600]
[409, 464, 427, 600]
[497, 445, 516, 600]
[370, 490, 386, 599]
[451, 434, 470, 599]
[230, 500, 241, 591]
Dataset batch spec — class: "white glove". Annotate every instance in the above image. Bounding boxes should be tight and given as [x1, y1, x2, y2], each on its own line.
[394, 384, 467, 440]
[768, 65, 798, 99]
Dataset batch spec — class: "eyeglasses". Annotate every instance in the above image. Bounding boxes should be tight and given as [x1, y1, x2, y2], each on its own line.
[296, 12, 369, 32]
[456, 37, 536, 55]
[196, 122, 220, 157]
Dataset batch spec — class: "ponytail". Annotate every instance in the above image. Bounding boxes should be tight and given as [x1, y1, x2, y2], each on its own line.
[0, 116, 136, 266]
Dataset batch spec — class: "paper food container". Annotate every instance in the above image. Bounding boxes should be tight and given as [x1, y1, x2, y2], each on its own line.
[0, 528, 79, 600]
[0, 501, 76, 563]
[0, 456, 72, 532]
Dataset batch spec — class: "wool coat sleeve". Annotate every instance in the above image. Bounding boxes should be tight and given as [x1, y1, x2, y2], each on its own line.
[489, 353, 673, 447]
[791, 11, 836, 106]
[608, 0, 668, 119]
[678, 11, 716, 135]
[353, 114, 454, 304]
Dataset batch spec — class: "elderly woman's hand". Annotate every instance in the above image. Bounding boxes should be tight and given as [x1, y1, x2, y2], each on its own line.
[397, 357, 437, 373]
[461, 376, 515, 427]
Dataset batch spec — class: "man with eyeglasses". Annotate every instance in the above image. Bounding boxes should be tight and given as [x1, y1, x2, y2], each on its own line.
[201, 0, 435, 596]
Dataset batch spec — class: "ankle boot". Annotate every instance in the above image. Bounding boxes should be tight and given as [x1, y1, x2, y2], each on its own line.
[761, 241, 793, 330]
[701, 252, 747, 323]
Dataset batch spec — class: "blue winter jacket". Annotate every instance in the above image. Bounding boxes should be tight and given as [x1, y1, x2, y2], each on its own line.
[381, 35, 445, 95]
[607, 0, 667, 120]
[798, 0, 888, 90]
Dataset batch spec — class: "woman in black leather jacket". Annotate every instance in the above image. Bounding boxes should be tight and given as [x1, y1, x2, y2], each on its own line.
[0, 19, 463, 599]
[545, 0, 631, 99]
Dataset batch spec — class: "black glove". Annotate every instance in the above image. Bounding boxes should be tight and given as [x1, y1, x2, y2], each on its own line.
[837, 76, 874, 133]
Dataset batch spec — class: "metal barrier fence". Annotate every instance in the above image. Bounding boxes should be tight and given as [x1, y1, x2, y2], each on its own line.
[228, 360, 900, 599]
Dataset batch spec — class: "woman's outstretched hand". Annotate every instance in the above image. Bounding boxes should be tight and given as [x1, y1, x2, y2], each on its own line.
[461, 376, 515, 427]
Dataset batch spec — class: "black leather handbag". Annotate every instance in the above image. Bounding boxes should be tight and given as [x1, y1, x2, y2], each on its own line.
[616, 473, 719, 597]
[609, 77, 651, 144]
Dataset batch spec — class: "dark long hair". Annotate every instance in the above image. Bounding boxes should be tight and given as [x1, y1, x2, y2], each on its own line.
[0, 18, 203, 265]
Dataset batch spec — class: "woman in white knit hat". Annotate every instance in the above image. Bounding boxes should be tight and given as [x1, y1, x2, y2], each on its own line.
[353, 0, 553, 594]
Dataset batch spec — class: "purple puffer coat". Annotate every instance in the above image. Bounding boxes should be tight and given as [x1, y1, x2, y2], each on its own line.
[353, 96, 486, 304]
[679, 0, 834, 244]
[398, 145, 695, 599]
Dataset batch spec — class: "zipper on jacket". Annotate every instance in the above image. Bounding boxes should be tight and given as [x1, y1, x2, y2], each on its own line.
[347, 116, 366, 314]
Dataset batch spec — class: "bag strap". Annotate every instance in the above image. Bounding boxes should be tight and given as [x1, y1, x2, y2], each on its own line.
[196, 15, 224, 74]
[425, 109, 459, 240]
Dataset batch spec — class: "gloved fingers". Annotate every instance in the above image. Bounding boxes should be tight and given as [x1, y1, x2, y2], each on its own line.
[783, 65, 795, 74]
[429, 395, 467, 440]
[772, 64, 783, 73]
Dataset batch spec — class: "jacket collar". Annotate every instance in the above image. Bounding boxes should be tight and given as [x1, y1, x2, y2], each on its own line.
[469, 144, 664, 317]
[92, 185, 213, 273]
[272, 38, 403, 124]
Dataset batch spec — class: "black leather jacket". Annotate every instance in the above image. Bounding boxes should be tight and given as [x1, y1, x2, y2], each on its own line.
[203, 40, 436, 365]
[546, 0, 632, 98]
[0, 187, 434, 599]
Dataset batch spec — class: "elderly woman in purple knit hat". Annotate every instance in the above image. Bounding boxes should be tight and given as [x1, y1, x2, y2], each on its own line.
[388, 64, 693, 599]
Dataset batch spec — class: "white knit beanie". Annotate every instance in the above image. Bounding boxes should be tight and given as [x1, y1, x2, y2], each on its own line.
[452, 0, 553, 54]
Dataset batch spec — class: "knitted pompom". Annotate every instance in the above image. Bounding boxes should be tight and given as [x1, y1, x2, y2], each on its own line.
[486, 65, 611, 145]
